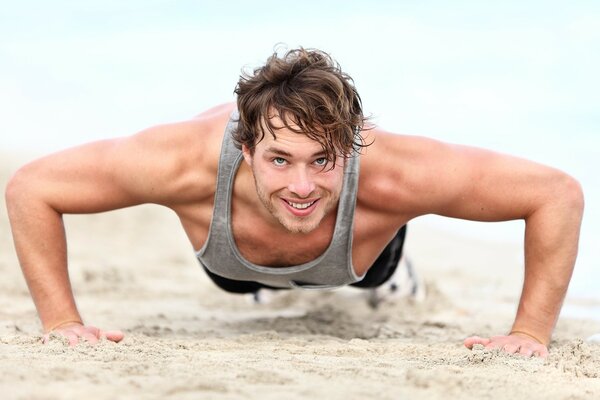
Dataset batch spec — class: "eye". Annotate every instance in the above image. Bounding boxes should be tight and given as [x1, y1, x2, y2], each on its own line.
[314, 157, 328, 166]
[273, 157, 286, 166]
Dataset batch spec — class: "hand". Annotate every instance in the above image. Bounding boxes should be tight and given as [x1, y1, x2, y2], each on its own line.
[42, 322, 124, 346]
[464, 334, 549, 358]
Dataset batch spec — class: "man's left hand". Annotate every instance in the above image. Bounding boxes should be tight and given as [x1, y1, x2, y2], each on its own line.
[464, 334, 549, 358]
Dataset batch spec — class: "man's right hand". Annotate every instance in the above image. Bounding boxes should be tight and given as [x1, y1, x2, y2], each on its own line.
[42, 322, 124, 346]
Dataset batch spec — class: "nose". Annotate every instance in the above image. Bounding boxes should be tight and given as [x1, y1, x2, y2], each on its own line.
[287, 166, 316, 198]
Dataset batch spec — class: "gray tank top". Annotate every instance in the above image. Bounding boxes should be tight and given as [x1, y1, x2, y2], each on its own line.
[196, 110, 363, 289]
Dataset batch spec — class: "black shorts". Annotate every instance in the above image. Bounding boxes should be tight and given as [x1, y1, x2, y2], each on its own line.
[202, 225, 407, 294]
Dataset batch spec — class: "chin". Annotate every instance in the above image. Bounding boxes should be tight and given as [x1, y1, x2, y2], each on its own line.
[278, 215, 322, 234]
[284, 223, 319, 234]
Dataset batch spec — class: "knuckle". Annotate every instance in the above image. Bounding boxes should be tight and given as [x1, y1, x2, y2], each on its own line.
[519, 348, 533, 356]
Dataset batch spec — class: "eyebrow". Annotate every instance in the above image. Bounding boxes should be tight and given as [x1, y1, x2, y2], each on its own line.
[264, 147, 327, 158]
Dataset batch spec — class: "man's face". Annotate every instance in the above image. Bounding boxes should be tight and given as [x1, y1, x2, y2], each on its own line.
[242, 117, 344, 234]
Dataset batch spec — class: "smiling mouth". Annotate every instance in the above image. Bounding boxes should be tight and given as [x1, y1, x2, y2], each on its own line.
[284, 200, 317, 209]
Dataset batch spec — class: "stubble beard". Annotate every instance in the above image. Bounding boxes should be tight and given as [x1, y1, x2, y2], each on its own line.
[253, 176, 336, 235]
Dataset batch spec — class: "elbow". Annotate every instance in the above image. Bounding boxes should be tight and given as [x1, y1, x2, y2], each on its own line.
[557, 173, 584, 219]
[5, 167, 35, 216]
[5, 169, 25, 214]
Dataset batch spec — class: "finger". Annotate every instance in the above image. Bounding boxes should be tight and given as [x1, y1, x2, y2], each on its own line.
[464, 336, 491, 349]
[532, 345, 549, 358]
[84, 326, 100, 338]
[63, 331, 80, 347]
[81, 332, 99, 344]
[518, 346, 534, 357]
[69, 325, 88, 336]
[484, 341, 504, 350]
[502, 344, 520, 354]
[100, 330, 125, 343]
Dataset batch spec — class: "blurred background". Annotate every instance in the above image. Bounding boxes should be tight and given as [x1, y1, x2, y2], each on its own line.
[1, 1, 598, 310]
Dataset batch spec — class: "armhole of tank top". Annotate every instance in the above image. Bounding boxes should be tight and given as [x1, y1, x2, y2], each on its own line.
[195, 110, 238, 258]
[346, 152, 364, 281]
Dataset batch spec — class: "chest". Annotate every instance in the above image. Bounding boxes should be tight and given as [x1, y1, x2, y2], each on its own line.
[231, 204, 403, 275]
[178, 199, 404, 276]
[231, 210, 333, 267]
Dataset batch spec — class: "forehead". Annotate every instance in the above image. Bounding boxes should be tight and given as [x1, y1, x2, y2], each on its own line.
[257, 113, 325, 154]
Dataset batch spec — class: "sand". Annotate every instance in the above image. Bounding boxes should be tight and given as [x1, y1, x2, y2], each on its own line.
[1, 155, 600, 400]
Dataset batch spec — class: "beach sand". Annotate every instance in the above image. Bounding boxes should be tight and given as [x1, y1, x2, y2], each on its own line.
[1, 155, 599, 400]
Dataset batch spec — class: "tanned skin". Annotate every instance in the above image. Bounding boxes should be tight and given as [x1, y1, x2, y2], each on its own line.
[6, 103, 583, 356]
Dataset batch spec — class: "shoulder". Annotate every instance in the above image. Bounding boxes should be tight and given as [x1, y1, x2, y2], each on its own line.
[110, 103, 236, 206]
[356, 127, 453, 218]
[130, 102, 234, 157]
[6, 103, 236, 217]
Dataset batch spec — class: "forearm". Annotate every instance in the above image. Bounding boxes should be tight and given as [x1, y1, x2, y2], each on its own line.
[6, 182, 82, 332]
[511, 181, 584, 345]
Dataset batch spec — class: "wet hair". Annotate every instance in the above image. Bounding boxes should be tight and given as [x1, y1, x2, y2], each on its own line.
[233, 47, 370, 166]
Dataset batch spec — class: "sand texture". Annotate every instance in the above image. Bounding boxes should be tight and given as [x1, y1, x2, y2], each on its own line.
[1, 156, 599, 400]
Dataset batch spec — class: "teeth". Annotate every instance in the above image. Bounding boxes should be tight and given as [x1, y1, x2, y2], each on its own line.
[287, 200, 315, 209]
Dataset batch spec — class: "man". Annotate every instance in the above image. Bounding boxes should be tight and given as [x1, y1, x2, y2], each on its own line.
[5, 48, 583, 357]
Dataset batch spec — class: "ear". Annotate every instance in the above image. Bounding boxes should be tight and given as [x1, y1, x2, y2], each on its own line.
[241, 144, 253, 166]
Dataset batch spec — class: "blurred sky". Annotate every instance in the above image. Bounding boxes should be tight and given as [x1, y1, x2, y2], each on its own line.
[1, 1, 599, 298]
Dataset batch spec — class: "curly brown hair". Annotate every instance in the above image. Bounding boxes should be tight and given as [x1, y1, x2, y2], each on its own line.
[233, 47, 370, 166]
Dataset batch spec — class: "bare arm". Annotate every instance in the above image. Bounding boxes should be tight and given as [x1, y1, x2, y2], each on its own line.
[363, 130, 583, 355]
[5, 119, 214, 342]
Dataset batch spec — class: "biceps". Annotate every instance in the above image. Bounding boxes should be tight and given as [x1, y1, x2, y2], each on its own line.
[12, 140, 146, 214]
[431, 146, 559, 222]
